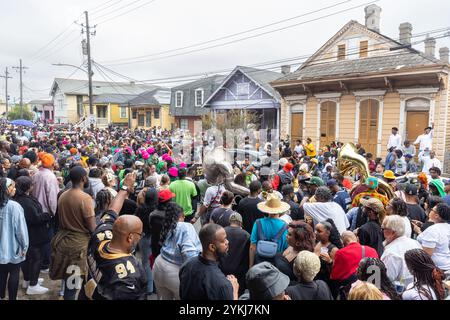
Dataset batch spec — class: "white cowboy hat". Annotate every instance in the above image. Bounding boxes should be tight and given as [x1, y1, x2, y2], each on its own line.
[257, 194, 291, 215]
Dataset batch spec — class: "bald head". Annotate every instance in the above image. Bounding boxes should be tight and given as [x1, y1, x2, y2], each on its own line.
[18, 158, 31, 169]
[112, 215, 143, 238]
[341, 231, 358, 246]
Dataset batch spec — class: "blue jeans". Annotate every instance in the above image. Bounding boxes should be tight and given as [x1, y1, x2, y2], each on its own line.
[139, 236, 153, 294]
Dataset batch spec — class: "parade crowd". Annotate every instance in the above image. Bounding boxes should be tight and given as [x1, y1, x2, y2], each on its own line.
[0, 121, 449, 301]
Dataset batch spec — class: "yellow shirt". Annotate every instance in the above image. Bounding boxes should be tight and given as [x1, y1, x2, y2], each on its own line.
[305, 143, 316, 157]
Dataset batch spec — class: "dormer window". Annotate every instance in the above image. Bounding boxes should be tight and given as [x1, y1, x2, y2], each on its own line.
[175, 91, 183, 108]
[337, 44, 346, 60]
[360, 40, 369, 58]
[195, 88, 204, 107]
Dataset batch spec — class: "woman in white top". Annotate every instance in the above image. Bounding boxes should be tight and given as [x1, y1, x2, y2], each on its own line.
[416, 203, 450, 271]
[386, 198, 412, 238]
[402, 248, 445, 300]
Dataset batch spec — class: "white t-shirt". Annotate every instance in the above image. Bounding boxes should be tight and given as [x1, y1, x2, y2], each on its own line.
[303, 202, 350, 235]
[420, 156, 442, 175]
[294, 145, 304, 155]
[417, 223, 450, 271]
[402, 283, 438, 300]
[381, 236, 421, 287]
[414, 131, 433, 151]
[387, 134, 402, 150]
[203, 185, 226, 209]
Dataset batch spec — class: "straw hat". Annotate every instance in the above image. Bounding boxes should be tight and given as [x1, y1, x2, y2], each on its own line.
[257, 194, 290, 215]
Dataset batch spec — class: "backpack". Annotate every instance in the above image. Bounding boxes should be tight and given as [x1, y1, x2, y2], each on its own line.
[256, 220, 288, 258]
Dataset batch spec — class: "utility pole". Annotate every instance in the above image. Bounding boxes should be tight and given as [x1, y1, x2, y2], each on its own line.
[12, 59, 28, 119]
[84, 11, 94, 117]
[0, 68, 12, 117]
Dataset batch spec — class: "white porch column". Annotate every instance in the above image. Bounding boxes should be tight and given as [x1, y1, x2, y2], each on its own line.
[108, 103, 111, 124]
[354, 98, 361, 143]
[276, 107, 280, 134]
[377, 99, 384, 157]
[335, 101, 340, 141]
[286, 104, 291, 137]
[316, 102, 321, 148]
[429, 99, 436, 126]
[399, 98, 406, 138]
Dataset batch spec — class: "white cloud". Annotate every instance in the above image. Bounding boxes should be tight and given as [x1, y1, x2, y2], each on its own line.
[1, 0, 449, 102]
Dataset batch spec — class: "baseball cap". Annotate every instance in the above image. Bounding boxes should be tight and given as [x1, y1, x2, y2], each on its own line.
[305, 176, 324, 186]
[360, 197, 384, 215]
[326, 179, 338, 187]
[229, 212, 243, 224]
[405, 183, 418, 195]
[246, 262, 290, 300]
[158, 189, 176, 202]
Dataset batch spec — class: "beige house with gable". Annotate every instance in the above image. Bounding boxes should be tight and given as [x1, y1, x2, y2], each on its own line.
[272, 4, 450, 172]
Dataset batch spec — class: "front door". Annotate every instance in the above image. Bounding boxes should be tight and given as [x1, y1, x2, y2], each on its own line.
[290, 113, 303, 146]
[359, 99, 379, 156]
[320, 101, 336, 148]
[406, 111, 429, 154]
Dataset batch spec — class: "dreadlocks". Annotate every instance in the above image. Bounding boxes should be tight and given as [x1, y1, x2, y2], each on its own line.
[404, 248, 445, 300]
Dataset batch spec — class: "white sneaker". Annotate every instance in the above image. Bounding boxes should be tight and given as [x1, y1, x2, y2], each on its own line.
[26, 284, 49, 295]
[22, 278, 44, 289]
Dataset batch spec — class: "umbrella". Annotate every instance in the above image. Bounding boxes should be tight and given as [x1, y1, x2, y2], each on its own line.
[9, 119, 35, 127]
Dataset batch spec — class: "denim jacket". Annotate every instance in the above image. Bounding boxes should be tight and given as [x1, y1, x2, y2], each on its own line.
[0, 200, 29, 264]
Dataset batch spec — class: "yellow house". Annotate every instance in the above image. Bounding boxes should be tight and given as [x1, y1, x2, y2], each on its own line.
[50, 78, 160, 124]
[83, 93, 137, 128]
[272, 5, 450, 171]
[126, 89, 175, 130]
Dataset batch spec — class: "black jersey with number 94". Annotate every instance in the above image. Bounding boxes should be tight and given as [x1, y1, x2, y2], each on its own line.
[84, 211, 147, 300]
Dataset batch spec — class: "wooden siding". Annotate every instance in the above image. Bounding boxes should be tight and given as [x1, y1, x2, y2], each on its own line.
[339, 94, 356, 143]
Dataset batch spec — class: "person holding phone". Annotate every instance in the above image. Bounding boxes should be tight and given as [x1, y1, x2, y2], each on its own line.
[314, 219, 343, 286]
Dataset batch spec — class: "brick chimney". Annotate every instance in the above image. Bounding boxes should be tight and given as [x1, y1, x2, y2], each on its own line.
[399, 22, 412, 45]
[365, 4, 382, 33]
[440, 47, 449, 64]
[281, 65, 291, 75]
[424, 36, 436, 58]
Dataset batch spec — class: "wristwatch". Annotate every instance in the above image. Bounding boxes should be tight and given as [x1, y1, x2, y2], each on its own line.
[121, 185, 129, 192]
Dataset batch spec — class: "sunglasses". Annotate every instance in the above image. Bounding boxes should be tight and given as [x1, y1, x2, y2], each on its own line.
[130, 232, 145, 238]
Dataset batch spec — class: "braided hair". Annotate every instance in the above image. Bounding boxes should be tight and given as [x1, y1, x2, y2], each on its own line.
[357, 257, 401, 300]
[158, 202, 184, 249]
[404, 248, 445, 300]
[95, 189, 112, 216]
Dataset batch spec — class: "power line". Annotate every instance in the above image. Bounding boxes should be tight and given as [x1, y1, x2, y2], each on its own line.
[28, 14, 83, 61]
[29, 33, 82, 66]
[95, 0, 158, 25]
[92, 28, 449, 86]
[89, 0, 124, 15]
[99, 0, 352, 64]
[91, 0, 142, 20]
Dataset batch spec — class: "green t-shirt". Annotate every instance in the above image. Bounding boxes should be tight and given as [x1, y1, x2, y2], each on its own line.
[169, 179, 198, 216]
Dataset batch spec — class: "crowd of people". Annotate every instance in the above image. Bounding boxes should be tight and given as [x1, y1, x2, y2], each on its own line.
[0, 121, 449, 301]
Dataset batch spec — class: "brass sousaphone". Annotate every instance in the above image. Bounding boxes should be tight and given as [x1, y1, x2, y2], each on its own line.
[338, 143, 395, 199]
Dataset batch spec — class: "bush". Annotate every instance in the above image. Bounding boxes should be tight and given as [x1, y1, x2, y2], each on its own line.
[7, 105, 33, 120]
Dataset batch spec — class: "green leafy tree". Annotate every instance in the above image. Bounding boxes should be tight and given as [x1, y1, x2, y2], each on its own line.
[6, 104, 33, 120]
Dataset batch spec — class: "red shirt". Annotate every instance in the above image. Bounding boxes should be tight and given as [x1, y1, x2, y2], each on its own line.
[330, 242, 378, 281]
